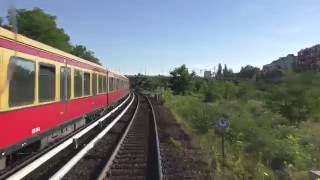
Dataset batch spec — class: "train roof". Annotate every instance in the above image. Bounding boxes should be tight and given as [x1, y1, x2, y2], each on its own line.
[108, 70, 128, 80]
[0, 27, 129, 80]
[0, 27, 105, 69]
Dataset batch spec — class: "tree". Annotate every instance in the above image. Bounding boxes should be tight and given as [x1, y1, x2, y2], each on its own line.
[238, 65, 260, 79]
[0, 17, 3, 26]
[5, 8, 101, 64]
[266, 72, 320, 124]
[9, 8, 72, 52]
[223, 64, 228, 77]
[222, 64, 234, 78]
[169, 64, 195, 95]
[216, 63, 222, 78]
[71, 45, 100, 64]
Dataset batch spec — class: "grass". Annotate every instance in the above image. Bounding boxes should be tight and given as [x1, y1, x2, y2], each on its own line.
[163, 89, 320, 180]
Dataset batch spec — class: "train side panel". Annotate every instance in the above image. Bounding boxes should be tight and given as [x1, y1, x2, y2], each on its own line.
[108, 89, 130, 104]
[0, 28, 130, 155]
[0, 94, 113, 150]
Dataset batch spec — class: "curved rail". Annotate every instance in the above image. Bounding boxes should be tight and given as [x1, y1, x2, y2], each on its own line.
[97, 94, 163, 180]
[49, 93, 136, 179]
[97, 95, 140, 180]
[146, 96, 163, 180]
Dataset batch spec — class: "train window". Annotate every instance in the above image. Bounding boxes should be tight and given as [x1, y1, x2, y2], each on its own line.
[114, 78, 117, 90]
[113, 78, 116, 90]
[102, 76, 107, 92]
[39, 63, 56, 103]
[84, 72, 90, 96]
[74, 69, 83, 97]
[92, 73, 97, 95]
[109, 77, 114, 91]
[60, 67, 71, 100]
[116, 79, 120, 90]
[98, 75, 103, 93]
[112, 77, 115, 91]
[8, 57, 35, 107]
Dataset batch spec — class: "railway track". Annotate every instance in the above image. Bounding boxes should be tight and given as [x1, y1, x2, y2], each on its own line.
[97, 95, 162, 180]
[1, 93, 162, 180]
[1, 93, 133, 180]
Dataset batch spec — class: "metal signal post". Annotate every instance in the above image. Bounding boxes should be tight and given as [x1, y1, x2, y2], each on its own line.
[216, 118, 230, 160]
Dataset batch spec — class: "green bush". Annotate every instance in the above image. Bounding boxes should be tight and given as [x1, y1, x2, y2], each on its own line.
[159, 69, 320, 179]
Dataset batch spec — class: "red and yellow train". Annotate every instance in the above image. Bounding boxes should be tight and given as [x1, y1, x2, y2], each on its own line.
[0, 27, 129, 169]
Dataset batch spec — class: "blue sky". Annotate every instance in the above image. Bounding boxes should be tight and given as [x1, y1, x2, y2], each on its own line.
[1, 0, 320, 75]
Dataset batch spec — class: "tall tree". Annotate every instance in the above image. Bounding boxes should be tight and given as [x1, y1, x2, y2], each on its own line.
[9, 8, 72, 52]
[238, 65, 260, 79]
[6, 8, 101, 64]
[71, 45, 101, 64]
[0, 17, 3, 26]
[216, 63, 222, 78]
[169, 64, 195, 94]
[223, 64, 228, 77]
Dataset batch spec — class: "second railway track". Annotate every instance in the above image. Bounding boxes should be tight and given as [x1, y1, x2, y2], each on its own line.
[63, 94, 162, 180]
[4, 93, 162, 180]
[98, 94, 162, 180]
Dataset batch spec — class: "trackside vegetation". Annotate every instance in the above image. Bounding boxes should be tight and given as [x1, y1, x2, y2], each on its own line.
[131, 65, 320, 180]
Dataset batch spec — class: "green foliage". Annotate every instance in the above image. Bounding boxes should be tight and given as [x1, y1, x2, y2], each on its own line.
[169, 64, 195, 95]
[164, 70, 320, 179]
[0, 17, 3, 26]
[200, 81, 220, 102]
[11, 8, 72, 52]
[130, 74, 168, 92]
[216, 63, 222, 78]
[266, 72, 320, 123]
[71, 45, 100, 64]
[238, 65, 260, 79]
[193, 79, 204, 92]
[5, 8, 100, 64]
[223, 64, 234, 78]
[200, 81, 238, 101]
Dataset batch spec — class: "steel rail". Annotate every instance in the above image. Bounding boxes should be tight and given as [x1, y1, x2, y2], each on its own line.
[6, 93, 132, 180]
[97, 94, 140, 180]
[146, 96, 163, 180]
[49, 93, 136, 180]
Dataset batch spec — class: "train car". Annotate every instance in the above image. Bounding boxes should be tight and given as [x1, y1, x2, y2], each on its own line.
[0, 27, 129, 169]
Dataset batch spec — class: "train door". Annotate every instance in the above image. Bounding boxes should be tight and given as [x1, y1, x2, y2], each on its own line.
[92, 72, 98, 109]
[106, 71, 109, 105]
[107, 72, 113, 105]
[60, 63, 71, 123]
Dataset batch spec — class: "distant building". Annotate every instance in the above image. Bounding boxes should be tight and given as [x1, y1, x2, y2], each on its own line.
[204, 70, 212, 79]
[297, 44, 320, 70]
[262, 54, 297, 73]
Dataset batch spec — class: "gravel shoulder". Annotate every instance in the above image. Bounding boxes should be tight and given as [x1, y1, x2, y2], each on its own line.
[150, 97, 211, 180]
